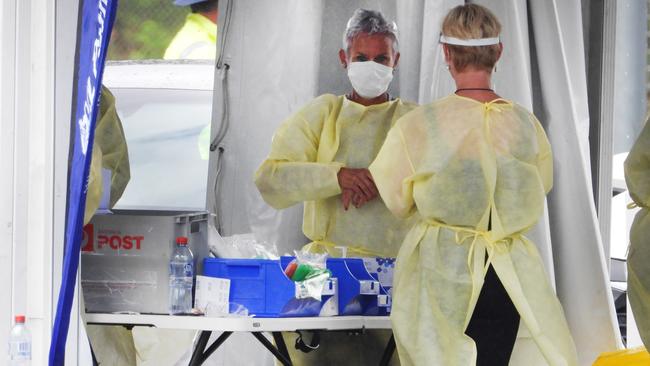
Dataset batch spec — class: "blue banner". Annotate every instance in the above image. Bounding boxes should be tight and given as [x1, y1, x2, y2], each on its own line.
[49, 0, 117, 364]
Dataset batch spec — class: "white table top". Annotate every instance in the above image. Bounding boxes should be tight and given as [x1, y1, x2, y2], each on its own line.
[84, 313, 392, 332]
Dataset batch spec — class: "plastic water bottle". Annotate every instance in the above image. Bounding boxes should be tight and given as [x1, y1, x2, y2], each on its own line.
[169, 236, 194, 314]
[8, 315, 31, 365]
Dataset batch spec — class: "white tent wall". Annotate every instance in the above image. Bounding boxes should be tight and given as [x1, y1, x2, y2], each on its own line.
[397, 0, 463, 104]
[526, 0, 623, 363]
[584, 0, 616, 270]
[613, 0, 648, 155]
[0, 0, 61, 364]
[0, 0, 16, 359]
[581, 1, 649, 278]
[0, 0, 17, 360]
[198, 1, 327, 363]
[208, 0, 323, 258]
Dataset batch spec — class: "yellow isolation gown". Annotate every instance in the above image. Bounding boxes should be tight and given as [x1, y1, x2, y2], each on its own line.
[625, 116, 650, 349]
[255, 93, 417, 258]
[369, 94, 578, 366]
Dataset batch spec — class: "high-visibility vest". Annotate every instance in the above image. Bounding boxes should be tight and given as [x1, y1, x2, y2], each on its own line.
[164, 13, 217, 60]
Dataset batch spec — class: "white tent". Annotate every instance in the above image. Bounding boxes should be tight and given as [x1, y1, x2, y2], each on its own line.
[1, 0, 647, 364]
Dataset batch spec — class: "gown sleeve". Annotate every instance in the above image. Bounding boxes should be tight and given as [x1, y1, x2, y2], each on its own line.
[254, 99, 343, 209]
[369, 121, 416, 219]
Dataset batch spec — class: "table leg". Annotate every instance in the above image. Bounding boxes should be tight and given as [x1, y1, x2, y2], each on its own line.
[379, 334, 396, 366]
[199, 331, 233, 363]
[251, 332, 293, 366]
[272, 332, 290, 361]
[188, 331, 212, 366]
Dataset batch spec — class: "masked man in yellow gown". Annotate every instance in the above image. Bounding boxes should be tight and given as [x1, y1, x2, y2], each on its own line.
[255, 9, 415, 366]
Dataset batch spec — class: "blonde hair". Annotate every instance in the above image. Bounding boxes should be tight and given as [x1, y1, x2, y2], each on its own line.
[441, 4, 502, 72]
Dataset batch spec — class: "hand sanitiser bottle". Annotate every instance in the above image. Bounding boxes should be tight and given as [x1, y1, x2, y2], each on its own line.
[169, 236, 194, 314]
[8, 315, 31, 365]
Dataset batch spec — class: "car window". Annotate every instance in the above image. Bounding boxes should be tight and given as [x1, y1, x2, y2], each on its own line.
[111, 88, 212, 210]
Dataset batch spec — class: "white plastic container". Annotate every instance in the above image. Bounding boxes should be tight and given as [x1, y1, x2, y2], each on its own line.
[8, 315, 31, 365]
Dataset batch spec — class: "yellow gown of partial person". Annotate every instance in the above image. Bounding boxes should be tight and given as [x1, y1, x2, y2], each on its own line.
[369, 95, 579, 366]
[84, 86, 131, 225]
[625, 116, 650, 350]
[255, 94, 416, 365]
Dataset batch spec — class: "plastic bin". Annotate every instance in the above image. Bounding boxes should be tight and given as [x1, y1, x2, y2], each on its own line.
[81, 210, 209, 314]
[203, 258, 337, 318]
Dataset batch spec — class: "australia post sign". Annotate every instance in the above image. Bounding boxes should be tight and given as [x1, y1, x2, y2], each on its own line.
[82, 224, 146, 253]
[50, 0, 118, 364]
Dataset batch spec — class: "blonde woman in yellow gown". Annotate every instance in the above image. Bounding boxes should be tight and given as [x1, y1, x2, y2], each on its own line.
[369, 5, 578, 366]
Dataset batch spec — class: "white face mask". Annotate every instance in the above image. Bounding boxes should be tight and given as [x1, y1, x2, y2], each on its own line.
[347, 61, 394, 99]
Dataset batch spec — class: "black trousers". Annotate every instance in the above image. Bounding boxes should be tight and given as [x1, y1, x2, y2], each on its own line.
[465, 265, 520, 366]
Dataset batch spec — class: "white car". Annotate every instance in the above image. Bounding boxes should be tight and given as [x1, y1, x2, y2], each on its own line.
[102, 60, 215, 211]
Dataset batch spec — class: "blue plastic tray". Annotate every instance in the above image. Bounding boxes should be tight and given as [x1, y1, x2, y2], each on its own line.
[202, 258, 335, 318]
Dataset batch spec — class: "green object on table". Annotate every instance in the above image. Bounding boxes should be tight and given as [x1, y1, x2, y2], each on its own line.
[291, 264, 313, 281]
[305, 268, 331, 280]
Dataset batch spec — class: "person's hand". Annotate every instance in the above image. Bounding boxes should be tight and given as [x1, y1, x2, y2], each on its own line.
[337, 168, 378, 210]
[352, 191, 375, 208]
[341, 188, 378, 209]
[341, 189, 354, 211]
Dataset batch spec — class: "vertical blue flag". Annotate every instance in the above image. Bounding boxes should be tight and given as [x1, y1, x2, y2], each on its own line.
[49, 0, 117, 364]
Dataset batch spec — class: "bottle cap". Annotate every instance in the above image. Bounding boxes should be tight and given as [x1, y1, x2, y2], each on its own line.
[15, 315, 25, 324]
[176, 236, 188, 246]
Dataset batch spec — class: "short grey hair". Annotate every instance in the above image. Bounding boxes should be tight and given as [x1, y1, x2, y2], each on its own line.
[342, 9, 399, 54]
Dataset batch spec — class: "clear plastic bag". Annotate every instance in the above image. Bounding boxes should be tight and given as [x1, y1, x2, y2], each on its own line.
[207, 224, 278, 259]
[285, 251, 331, 301]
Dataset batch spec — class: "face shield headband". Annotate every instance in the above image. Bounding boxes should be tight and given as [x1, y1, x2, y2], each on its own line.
[439, 34, 500, 46]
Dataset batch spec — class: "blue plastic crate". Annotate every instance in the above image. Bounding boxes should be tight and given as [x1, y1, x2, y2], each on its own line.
[326, 258, 391, 316]
[202, 258, 336, 318]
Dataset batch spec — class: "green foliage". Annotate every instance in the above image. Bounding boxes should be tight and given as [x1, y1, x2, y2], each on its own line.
[108, 0, 189, 60]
